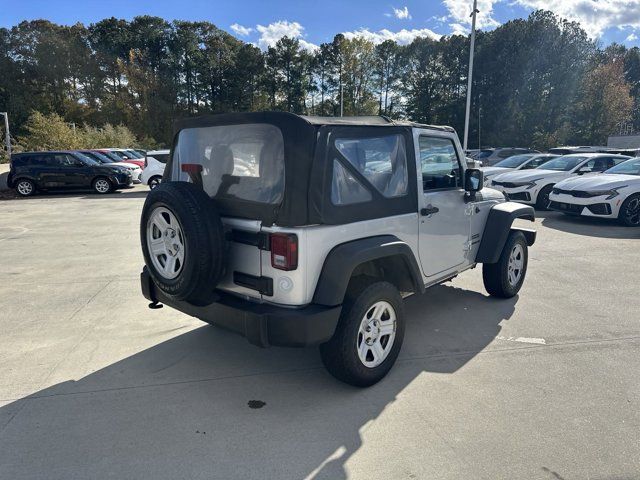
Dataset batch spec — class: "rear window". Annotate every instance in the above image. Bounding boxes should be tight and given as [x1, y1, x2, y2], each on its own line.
[11, 155, 29, 167]
[173, 123, 285, 205]
[149, 153, 169, 164]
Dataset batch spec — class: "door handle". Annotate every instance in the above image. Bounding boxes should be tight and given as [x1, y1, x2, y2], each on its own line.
[420, 205, 439, 216]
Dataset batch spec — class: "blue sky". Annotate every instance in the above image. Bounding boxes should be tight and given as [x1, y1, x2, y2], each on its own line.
[3, 0, 640, 48]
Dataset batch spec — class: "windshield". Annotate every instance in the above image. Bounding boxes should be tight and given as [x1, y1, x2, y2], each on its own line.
[125, 149, 143, 159]
[173, 123, 285, 205]
[73, 152, 100, 166]
[605, 157, 640, 175]
[83, 151, 114, 163]
[493, 154, 534, 168]
[537, 156, 588, 171]
[99, 150, 123, 162]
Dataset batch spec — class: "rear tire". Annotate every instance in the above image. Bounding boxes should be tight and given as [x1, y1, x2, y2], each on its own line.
[92, 177, 113, 194]
[15, 178, 36, 197]
[320, 281, 405, 387]
[536, 184, 554, 210]
[618, 194, 640, 227]
[483, 231, 528, 298]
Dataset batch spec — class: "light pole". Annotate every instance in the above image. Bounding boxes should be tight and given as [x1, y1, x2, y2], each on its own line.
[463, 0, 479, 152]
[0, 112, 10, 157]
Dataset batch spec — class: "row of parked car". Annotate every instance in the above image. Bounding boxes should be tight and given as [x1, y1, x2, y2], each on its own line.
[7, 148, 169, 196]
[481, 152, 640, 226]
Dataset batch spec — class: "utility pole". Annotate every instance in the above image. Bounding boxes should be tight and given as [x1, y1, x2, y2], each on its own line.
[463, 0, 479, 152]
[1, 112, 10, 157]
[478, 93, 482, 149]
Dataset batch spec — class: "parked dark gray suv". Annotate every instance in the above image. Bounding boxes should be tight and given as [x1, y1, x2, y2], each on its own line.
[7, 150, 132, 197]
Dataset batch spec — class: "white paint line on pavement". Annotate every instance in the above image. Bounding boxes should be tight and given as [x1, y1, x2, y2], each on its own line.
[496, 335, 546, 345]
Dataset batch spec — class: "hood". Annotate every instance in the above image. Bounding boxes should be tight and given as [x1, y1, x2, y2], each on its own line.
[493, 169, 567, 183]
[98, 164, 126, 173]
[113, 162, 139, 170]
[482, 167, 511, 177]
[554, 173, 640, 191]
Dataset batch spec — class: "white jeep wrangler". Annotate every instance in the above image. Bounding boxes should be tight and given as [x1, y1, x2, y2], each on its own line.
[140, 112, 536, 387]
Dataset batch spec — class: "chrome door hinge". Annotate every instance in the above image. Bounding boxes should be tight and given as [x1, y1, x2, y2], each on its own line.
[463, 240, 473, 251]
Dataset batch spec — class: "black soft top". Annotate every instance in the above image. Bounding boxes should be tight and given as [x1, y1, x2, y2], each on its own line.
[173, 111, 454, 134]
[170, 111, 446, 226]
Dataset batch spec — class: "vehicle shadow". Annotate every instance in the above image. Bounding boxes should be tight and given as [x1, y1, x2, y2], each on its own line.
[0, 187, 149, 201]
[0, 285, 516, 479]
[540, 211, 640, 239]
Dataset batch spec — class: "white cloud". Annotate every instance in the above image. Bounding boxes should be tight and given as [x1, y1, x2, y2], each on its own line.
[230, 23, 253, 36]
[627, 32, 638, 42]
[449, 23, 469, 36]
[392, 6, 412, 19]
[255, 21, 318, 51]
[443, 0, 501, 32]
[513, 0, 640, 38]
[342, 27, 441, 45]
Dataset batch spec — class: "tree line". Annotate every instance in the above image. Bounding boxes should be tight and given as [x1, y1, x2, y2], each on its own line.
[0, 10, 638, 153]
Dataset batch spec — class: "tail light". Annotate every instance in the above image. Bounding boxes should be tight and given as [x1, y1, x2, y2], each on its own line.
[270, 233, 298, 271]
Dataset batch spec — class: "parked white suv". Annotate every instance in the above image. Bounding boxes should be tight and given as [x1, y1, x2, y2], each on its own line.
[139, 112, 536, 386]
[140, 150, 170, 189]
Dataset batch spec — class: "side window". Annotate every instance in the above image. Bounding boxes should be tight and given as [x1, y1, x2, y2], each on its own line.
[607, 156, 625, 168]
[331, 159, 372, 205]
[525, 157, 549, 169]
[582, 157, 610, 172]
[419, 136, 462, 191]
[332, 134, 408, 206]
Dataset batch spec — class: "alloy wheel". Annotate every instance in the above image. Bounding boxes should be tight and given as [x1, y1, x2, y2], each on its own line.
[17, 180, 33, 196]
[624, 197, 640, 225]
[507, 243, 524, 287]
[356, 301, 397, 368]
[146, 206, 185, 280]
[94, 179, 110, 193]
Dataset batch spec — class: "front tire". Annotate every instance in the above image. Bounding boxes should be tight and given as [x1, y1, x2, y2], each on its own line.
[536, 184, 554, 210]
[15, 179, 36, 197]
[92, 177, 113, 194]
[148, 176, 162, 190]
[618, 194, 640, 227]
[483, 231, 528, 298]
[320, 281, 405, 387]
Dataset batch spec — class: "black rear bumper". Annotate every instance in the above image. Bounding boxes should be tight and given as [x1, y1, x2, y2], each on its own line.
[141, 268, 341, 348]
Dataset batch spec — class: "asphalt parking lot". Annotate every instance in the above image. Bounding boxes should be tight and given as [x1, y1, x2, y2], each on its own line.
[1, 185, 639, 480]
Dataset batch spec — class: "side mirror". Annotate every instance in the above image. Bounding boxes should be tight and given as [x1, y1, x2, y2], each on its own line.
[465, 168, 484, 193]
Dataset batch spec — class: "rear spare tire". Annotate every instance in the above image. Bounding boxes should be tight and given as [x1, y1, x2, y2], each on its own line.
[141, 181, 225, 303]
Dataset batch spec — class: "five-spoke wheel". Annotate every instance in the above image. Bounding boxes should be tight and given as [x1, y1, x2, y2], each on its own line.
[146, 207, 185, 280]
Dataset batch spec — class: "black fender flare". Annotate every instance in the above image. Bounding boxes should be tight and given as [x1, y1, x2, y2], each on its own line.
[312, 235, 424, 307]
[9, 174, 36, 189]
[475, 202, 536, 264]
